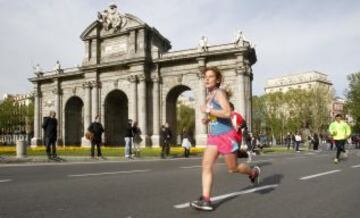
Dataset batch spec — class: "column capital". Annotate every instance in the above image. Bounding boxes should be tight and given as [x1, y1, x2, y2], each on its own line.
[82, 81, 92, 89]
[127, 75, 137, 83]
[151, 75, 160, 83]
[91, 81, 101, 88]
[52, 87, 62, 95]
[138, 74, 146, 82]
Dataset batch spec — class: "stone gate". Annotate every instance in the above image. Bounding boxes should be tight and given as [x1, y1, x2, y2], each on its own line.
[30, 4, 257, 147]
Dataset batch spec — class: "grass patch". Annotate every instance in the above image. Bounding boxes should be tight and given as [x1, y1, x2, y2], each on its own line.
[0, 146, 205, 157]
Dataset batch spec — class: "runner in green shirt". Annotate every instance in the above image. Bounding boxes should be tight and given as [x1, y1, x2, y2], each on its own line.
[328, 114, 351, 164]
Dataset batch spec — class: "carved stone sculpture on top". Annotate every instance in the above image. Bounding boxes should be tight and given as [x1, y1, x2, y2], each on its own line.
[54, 60, 63, 73]
[198, 35, 209, 52]
[33, 64, 43, 77]
[234, 30, 246, 47]
[97, 4, 127, 32]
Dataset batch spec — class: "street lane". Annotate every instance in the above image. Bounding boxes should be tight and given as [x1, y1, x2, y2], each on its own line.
[0, 150, 359, 218]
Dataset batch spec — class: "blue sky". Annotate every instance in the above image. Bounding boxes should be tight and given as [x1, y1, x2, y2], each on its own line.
[0, 0, 359, 98]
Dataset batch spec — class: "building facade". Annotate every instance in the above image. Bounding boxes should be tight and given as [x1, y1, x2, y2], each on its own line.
[29, 4, 257, 147]
[264, 71, 332, 94]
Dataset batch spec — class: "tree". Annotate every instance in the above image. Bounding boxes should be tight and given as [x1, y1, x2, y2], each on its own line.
[177, 104, 195, 138]
[345, 72, 360, 132]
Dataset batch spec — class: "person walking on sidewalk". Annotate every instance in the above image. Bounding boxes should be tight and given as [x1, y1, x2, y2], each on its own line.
[160, 123, 172, 158]
[190, 67, 260, 211]
[42, 111, 58, 159]
[294, 132, 302, 152]
[132, 121, 142, 158]
[328, 114, 351, 164]
[181, 128, 191, 158]
[124, 119, 134, 159]
[88, 115, 104, 159]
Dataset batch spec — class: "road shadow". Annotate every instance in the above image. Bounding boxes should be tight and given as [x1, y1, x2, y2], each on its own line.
[49, 157, 67, 162]
[212, 174, 284, 210]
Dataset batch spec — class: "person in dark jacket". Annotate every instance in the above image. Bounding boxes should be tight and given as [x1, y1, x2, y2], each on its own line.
[132, 121, 142, 158]
[160, 123, 172, 158]
[88, 115, 104, 159]
[312, 133, 320, 150]
[42, 111, 58, 159]
[124, 119, 134, 159]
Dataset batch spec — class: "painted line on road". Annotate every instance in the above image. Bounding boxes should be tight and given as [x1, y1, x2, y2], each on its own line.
[0, 179, 12, 183]
[179, 165, 201, 169]
[174, 184, 279, 209]
[351, 164, 360, 168]
[68, 169, 152, 177]
[299, 170, 341, 180]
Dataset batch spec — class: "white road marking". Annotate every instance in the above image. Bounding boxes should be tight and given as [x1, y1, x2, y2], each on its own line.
[0, 179, 12, 183]
[174, 184, 279, 209]
[68, 169, 151, 177]
[179, 165, 201, 169]
[351, 164, 360, 168]
[299, 170, 341, 180]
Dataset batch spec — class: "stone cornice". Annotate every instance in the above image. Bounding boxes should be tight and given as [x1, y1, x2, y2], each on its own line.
[154, 46, 256, 65]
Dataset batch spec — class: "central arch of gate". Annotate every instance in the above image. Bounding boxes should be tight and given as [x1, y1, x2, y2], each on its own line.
[29, 5, 257, 148]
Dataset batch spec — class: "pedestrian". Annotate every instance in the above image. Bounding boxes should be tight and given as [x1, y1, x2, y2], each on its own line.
[190, 67, 260, 211]
[294, 132, 302, 152]
[124, 119, 134, 159]
[286, 132, 291, 150]
[181, 128, 191, 158]
[87, 115, 104, 159]
[328, 114, 351, 164]
[42, 111, 58, 159]
[160, 123, 172, 158]
[312, 133, 319, 151]
[132, 121, 142, 158]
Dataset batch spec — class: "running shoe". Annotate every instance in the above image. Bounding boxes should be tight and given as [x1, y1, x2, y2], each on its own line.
[249, 166, 261, 184]
[334, 158, 339, 164]
[190, 196, 214, 211]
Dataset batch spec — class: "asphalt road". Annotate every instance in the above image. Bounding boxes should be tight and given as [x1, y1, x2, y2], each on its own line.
[1, 150, 360, 218]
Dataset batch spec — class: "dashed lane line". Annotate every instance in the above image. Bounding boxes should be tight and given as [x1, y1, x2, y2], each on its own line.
[68, 169, 152, 177]
[0, 179, 12, 183]
[351, 164, 360, 168]
[174, 184, 279, 209]
[299, 170, 341, 180]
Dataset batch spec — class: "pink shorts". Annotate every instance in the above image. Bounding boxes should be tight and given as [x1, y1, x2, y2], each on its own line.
[207, 130, 239, 155]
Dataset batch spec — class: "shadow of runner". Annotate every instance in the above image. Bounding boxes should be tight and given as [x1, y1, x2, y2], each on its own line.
[50, 157, 67, 162]
[212, 174, 284, 209]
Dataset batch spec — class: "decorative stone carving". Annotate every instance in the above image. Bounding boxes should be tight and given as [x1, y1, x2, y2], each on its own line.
[82, 81, 92, 89]
[151, 75, 159, 83]
[137, 74, 146, 82]
[54, 60, 63, 73]
[72, 87, 77, 95]
[33, 64, 44, 77]
[44, 100, 54, 107]
[234, 30, 245, 47]
[113, 79, 119, 88]
[97, 4, 127, 32]
[127, 75, 137, 83]
[198, 35, 208, 52]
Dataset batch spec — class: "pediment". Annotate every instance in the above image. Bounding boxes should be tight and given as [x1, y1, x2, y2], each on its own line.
[80, 13, 146, 40]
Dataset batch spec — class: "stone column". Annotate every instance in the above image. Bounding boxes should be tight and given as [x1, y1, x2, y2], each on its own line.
[53, 86, 63, 146]
[137, 74, 148, 147]
[31, 86, 41, 147]
[236, 69, 246, 119]
[195, 58, 208, 146]
[81, 81, 92, 147]
[151, 75, 160, 147]
[235, 53, 247, 120]
[127, 75, 138, 122]
[91, 81, 99, 120]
